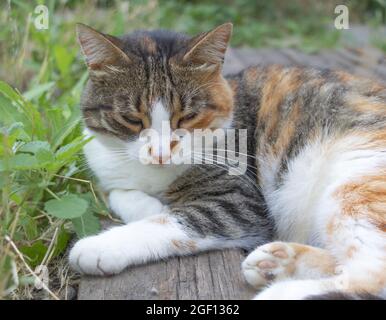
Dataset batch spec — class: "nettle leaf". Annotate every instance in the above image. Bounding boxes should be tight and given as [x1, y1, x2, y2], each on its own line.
[0, 81, 45, 139]
[3, 122, 30, 142]
[0, 81, 25, 105]
[20, 240, 48, 268]
[19, 141, 51, 154]
[55, 136, 92, 161]
[35, 148, 55, 164]
[19, 215, 39, 240]
[72, 209, 101, 238]
[0, 95, 31, 140]
[11, 154, 38, 170]
[52, 107, 81, 150]
[23, 81, 55, 100]
[44, 194, 89, 219]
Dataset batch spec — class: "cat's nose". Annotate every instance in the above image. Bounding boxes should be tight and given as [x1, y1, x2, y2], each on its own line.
[149, 141, 179, 165]
[149, 146, 170, 165]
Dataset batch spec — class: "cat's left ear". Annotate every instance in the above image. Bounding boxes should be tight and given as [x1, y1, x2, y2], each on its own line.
[182, 23, 232, 69]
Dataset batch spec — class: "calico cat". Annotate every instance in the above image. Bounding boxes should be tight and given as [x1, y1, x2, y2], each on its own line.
[69, 23, 386, 299]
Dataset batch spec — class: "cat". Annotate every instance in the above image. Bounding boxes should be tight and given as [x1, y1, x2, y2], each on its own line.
[69, 22, 386, 300]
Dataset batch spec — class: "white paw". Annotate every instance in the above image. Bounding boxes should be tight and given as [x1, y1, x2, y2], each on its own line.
[242, 242, 296, 288]
[69, 235, 129, 275]
[109, 189, 165, 223]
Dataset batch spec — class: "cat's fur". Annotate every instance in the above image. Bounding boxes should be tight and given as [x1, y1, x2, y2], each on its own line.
[69, 23, 386, 299]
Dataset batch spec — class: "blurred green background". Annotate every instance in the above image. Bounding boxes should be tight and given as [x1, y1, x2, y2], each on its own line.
[1, 0, 386, 300]
[3, 0, 386, 90]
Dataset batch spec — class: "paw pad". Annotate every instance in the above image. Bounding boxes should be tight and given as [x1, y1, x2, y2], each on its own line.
[242, 242, 296, 288]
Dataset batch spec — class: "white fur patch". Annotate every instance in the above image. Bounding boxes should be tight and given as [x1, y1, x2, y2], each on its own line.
[254, 279, 332, 300]
[151, 100, 170, 132]
[109, 189, 167, 223]
[83, 128, 188, 195]
[259, 133, 386, 245]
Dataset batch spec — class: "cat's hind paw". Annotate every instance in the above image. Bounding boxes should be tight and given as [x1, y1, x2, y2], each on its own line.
[242, 241, 296, 288]
[69, 235, 129, 275]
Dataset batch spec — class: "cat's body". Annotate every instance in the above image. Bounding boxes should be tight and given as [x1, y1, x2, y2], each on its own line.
[70, 23, 386, 299]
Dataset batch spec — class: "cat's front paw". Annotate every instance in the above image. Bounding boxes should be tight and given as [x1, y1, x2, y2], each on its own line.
[242, 242, 296, 288]
[69, 235, 129, 275]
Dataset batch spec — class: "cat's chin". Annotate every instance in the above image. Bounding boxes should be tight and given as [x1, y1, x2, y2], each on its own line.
[144, 163, 181, 169]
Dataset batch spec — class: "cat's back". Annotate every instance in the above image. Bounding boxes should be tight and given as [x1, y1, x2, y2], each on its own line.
[230, 64, 386, 144]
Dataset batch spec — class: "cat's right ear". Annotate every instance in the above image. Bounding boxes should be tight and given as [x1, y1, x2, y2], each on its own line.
[76, 23, 133, 73]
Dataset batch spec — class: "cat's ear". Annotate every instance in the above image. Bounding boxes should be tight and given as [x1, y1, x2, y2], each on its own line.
[76, 23, 132, 72]
[183, 23, 232, 68]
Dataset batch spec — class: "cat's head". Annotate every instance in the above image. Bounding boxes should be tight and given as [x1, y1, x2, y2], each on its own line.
[77, 23, 234, 165]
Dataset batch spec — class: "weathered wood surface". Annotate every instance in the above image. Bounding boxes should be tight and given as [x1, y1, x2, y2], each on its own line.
[78, 249, 256, 300]
[78, 45, 386, 300]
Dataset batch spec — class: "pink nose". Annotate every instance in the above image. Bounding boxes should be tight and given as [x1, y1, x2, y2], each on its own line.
[149, 147, 170, 164]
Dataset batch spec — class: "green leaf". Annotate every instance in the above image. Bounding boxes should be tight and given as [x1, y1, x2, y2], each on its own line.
[19, 141, 51, 154]
[35, 148, 54, 164]
[19, 215, 39, 240]
[44, 194, 89, 219]
[51, 108, 81, 150]
[54, 46, 75, 76]
[11, 154, 38, 170]
[0, 95, 31, 139]
[23, 82, 55, 100]
[72, 209, 101, 238]
[0, 81, 44, 139]
[52, 226, 71, 257]
[20, 241, 48, 268]
[55, 135, 92, 162]
[0, 81, 24, 105]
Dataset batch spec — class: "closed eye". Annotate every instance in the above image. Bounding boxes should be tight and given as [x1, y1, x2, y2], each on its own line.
[121, 115, 143, 126]
[179, 112, 197, 124]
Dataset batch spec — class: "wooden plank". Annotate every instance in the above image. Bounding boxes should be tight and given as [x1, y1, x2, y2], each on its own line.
[78, 249, 256, 300]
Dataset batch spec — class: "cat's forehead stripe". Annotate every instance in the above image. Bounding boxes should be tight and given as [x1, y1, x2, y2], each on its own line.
[151, 100, 170, 131]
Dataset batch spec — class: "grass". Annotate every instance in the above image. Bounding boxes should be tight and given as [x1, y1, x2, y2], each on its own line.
[0, 0, 385, 300]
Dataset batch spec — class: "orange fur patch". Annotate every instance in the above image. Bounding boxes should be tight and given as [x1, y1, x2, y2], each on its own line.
[334, 173, 386, 233]
[272, 102, 300, 156]
[347, 94, 386, 114]
[290, 243, 336, 275]
[259, 66, 302, 139]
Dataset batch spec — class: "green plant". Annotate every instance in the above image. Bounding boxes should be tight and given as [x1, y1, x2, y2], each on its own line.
[0, 73, 111, 299]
